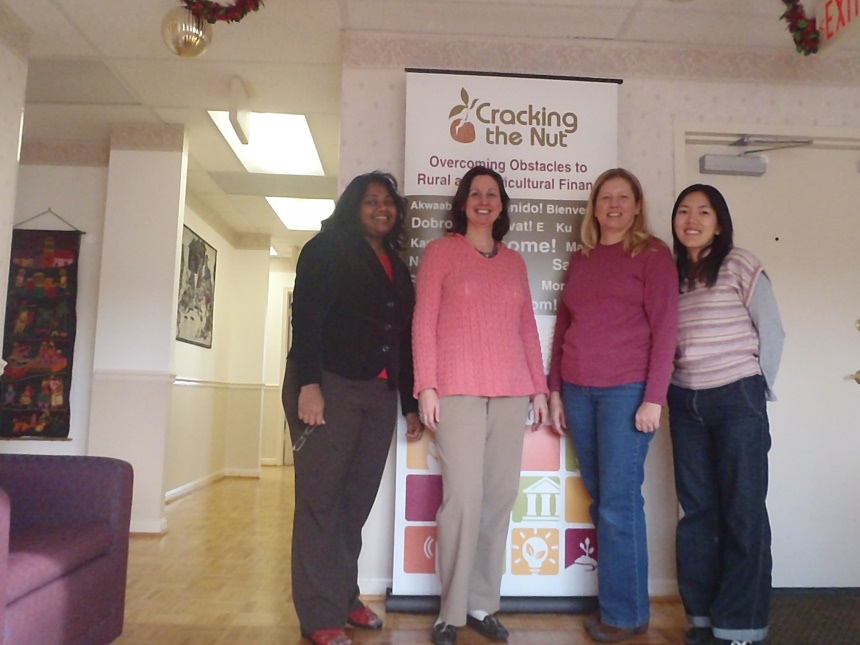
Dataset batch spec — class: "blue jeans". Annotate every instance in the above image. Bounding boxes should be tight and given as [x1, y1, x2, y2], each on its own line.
[561, 381, 652, 629]
[668, 375, 771, 644]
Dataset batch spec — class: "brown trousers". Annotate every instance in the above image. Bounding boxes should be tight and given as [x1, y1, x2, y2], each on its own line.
[434, 395, 529, 626]
[282, 361, 397, 633]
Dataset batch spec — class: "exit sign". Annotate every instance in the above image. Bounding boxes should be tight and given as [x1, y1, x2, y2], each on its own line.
[817, 0, 860, 52]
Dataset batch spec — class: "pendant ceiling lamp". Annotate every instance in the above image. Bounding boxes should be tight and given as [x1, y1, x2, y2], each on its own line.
[161, 7, 212, 57]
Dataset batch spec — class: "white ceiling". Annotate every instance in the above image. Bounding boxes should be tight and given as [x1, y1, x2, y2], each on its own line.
[3, 0, 837, 251]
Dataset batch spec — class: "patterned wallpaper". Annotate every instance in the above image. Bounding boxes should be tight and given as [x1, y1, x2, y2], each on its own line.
[343, 32, 860, 86]
[341, 32, 860, 236]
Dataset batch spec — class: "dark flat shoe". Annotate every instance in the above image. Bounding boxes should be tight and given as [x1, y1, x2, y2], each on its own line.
[584, 611, 601, 631]
[431, 622, 458, 645]
[466, 614, 509, 640]
[684, 627, 712, 645]
[585, 618, 649, 643]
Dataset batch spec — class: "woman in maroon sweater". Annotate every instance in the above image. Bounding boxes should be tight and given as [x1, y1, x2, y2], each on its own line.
[548, 168, 678, 643]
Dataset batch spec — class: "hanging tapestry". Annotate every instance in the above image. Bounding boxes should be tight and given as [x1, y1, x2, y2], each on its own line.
[0, 230, 81, 439]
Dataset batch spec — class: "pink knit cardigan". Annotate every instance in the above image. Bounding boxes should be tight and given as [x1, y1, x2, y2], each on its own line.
[412, 234, 548, 399]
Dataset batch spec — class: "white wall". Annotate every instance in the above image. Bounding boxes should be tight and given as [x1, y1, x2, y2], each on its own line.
[166, 206, 271, 494]
[261, 259, 295, 465]
[341, 33, 860, 593]
[0, 5, 27, 346]
[4, 164, 108, 454]
[7, 171, 273, 500]
[173, 208, 235, 383]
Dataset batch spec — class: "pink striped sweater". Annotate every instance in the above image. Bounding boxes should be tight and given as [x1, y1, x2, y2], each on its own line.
[412, 234, 549, 399]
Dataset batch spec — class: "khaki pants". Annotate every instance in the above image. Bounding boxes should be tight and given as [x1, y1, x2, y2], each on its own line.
[434, 395, 529, 626]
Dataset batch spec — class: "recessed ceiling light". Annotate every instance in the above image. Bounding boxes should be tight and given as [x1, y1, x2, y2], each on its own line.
[266, 197, 334, 231]
[209, 111, 324, 175]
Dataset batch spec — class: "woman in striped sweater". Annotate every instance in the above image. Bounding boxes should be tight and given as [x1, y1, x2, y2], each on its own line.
[669, 184, 785, 645]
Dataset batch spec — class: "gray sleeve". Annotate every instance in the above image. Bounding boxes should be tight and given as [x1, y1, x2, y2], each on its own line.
[748, 272, 785, 401]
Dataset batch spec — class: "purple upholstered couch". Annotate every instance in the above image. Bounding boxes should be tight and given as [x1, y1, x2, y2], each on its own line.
[0, 455, 133, 645]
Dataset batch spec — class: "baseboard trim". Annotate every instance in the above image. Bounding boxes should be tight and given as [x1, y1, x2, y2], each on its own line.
[224, 468, 262, 478]
[130, 517, 169, 534]
[774, 587, 860, 595]
[385, 589, 598, 614]
[165, 471, 225, 503]
[648, 578, 678, 597]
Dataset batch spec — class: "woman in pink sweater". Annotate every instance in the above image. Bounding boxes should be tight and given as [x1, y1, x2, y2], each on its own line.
[548, 168, 678, 643]
[413, 166, 550, 645]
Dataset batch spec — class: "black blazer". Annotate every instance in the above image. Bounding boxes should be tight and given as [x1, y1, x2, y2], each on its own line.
[288, 229, 417, 414]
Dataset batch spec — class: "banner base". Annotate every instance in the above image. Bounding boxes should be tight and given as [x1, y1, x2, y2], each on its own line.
[385, 589, 598, 614]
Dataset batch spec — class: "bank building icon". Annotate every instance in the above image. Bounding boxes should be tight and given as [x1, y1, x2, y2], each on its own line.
[522, 476, 561, 521]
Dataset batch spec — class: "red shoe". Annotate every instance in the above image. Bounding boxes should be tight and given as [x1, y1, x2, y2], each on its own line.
[346, 605, 383, 629]
[303, 628, 353, 645]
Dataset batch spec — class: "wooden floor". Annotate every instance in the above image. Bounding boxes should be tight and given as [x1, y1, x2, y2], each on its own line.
[118, 467, 688, 644]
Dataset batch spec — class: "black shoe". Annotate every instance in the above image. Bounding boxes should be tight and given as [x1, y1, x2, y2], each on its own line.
[685, 627, 712, 645]
[466, 614, 509, 640]
[431, 622, 458, 645]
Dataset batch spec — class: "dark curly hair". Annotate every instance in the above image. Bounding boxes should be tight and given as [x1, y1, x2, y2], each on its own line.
[321, 171, 408, 251]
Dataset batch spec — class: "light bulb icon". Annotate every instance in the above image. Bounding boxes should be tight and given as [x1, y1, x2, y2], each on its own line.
[522, 535, 549, 573]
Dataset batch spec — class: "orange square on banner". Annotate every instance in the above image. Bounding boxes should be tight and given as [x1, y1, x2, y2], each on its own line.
[521, 425, 561, 471]
[403, 526, 437, 574]
[407, 431, 439, 471]
[565, 476, 592, 524]
[510, 528, 560, 576]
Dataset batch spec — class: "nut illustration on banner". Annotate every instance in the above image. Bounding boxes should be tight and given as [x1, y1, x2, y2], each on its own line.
[449, 88, 478, 143]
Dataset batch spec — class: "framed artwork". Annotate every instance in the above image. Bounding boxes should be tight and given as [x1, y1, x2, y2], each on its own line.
[176, 226, 217, 348]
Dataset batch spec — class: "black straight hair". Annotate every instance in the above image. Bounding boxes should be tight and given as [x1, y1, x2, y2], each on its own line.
[671, 183, 734, 288]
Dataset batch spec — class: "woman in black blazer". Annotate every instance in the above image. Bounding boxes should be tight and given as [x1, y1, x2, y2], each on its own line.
[282, 171, 421, 645]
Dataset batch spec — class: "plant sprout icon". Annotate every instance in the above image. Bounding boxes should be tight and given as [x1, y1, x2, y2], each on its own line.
[522, 535, 549, 574]
[575, 536, 598, 572]
[448, 88, 478, 143]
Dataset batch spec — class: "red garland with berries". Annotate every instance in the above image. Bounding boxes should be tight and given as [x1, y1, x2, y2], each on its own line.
[780, 0, 820, 55]
[183, 0, 263, 24]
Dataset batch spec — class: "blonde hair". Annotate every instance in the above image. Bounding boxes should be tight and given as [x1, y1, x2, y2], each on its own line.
[580, 168, 654, 257]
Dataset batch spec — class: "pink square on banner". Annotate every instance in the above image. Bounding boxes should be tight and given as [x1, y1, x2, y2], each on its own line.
[404, 526, 437, 574]
[405, 474, 442, 522]
[521, 424, 562, 471]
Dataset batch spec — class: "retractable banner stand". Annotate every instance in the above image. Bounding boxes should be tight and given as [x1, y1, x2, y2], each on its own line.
[389, 70, 619, 611]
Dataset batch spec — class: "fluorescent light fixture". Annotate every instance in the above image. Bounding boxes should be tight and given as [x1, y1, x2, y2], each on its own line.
[267, 197, 334, 231]
[209, 111, 324, 175]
